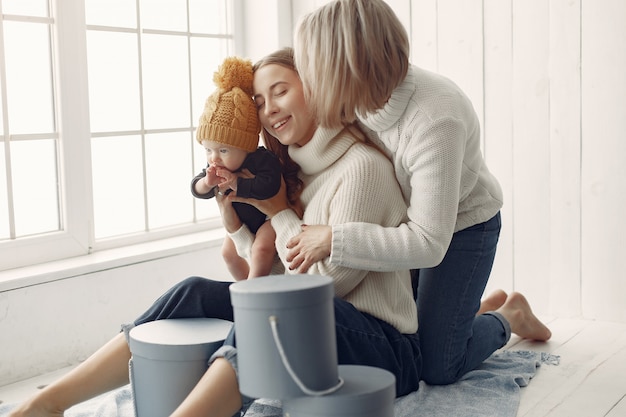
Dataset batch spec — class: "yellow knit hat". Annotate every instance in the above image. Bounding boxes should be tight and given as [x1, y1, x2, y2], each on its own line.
[196, 56, 261, 153]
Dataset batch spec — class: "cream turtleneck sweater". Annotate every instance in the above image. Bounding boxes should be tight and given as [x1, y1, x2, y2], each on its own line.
[229, 126, 417, 334]
[330, 65, 504, 272]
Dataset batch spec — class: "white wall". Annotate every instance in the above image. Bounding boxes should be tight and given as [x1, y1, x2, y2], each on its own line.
[0, 240, 230, 386]
[238, 0, 293, 62]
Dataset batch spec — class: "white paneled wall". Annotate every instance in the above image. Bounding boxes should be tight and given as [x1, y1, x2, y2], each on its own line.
[580, 0, 626, 322]
[289, 0, 626, 322]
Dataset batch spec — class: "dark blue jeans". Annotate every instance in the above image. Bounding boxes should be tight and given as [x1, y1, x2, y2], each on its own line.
[412, 212, 510, 385]
[132, 276, 422, 397]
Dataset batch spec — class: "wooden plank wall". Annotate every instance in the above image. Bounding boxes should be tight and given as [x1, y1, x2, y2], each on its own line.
[290, 0, 626, 322]
[579, 0, 626, 323]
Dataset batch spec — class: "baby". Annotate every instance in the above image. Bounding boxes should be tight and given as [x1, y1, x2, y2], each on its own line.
[191, 57, 282, 280]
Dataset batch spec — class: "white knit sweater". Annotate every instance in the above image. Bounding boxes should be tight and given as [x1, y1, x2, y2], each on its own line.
[229, 126, 417, 334]
[330, 65, 504, 272]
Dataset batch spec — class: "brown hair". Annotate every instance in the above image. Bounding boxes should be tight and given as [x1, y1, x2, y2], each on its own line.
[253, 47, 304, 212]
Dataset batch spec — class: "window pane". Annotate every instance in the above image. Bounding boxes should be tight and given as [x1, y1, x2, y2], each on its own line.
[92, 136, 145, 238]
[2, 0, 49, 17]
[141, 34, 190, 130]
[145, 132, 193, 228]
[190, 37, 231, 125]
[87, 31, 141, 133]
[4, 22, 54, 135]
[189, 0, 229, 34]
[0, 146, 9, 239]
[141, 0, 188, 32]
[84, 0, 136, 28]
[188, 37, 230, 223]
[192, 137, 219, 221]
[11, 139, 59, 236]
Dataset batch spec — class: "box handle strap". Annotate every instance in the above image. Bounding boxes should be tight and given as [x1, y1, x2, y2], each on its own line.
[269, 315, 344, 396]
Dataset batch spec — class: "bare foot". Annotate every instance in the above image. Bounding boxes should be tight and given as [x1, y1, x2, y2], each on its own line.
[496, 292, 552, 341]
[7, 389, 66, 417]
[7, 399, 64, 417]
[477, 289, 508, 315]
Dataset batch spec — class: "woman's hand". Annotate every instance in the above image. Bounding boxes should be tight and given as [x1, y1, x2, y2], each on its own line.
[216, 191, 242, 233]
[285, 224, 332, 273]
[231, 177, 290, 218]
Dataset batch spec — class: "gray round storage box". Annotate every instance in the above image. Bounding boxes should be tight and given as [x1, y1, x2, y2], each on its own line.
[128, 318, 233, 417]
[230, 274, 339, 399]
[282, 365, 396, 417]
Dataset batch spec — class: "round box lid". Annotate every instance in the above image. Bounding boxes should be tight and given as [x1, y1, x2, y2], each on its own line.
[129, 318, 233, 361]
[230, 274, 334, 309]
[282, 365, 396, 416]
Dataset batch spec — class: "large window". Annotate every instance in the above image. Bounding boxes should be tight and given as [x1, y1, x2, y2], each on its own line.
[0, 0, 236, 271]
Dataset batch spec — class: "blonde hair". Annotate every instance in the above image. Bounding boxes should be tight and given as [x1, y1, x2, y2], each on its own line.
[295, 0, 410, 128]
[252, 48, 304, 210]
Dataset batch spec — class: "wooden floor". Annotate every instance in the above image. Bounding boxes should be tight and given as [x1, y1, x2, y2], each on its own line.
[504, 317, 626, 417]
[1, 318, 625, 416]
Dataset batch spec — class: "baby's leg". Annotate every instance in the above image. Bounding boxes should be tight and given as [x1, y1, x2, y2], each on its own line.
[249, 221, 277, 278]
[221, 235, 249, 281]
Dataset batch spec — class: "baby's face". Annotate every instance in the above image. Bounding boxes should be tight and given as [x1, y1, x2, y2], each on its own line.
[202, 140, 248, 172]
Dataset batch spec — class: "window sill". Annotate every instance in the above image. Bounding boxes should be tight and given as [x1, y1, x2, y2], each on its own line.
[0, 228, 225, 292]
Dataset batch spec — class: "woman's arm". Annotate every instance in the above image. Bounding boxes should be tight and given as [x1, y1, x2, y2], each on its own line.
[273, 147, 408, 297]
[287, 117, 467, 273]
[335, 117, 469, 271]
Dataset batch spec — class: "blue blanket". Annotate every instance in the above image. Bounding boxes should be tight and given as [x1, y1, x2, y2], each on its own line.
[0, 350, 558, 417]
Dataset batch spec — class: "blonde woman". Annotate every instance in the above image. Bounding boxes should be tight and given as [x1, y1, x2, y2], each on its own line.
[289, 0, 551, 386]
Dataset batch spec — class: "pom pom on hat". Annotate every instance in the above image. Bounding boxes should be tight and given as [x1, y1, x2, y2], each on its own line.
[196, 56, 261, 153]
[213, 56, 255, 96]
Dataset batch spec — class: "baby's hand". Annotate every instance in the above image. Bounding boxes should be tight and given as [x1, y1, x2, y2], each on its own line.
[215, 168, 238, 192]
[203, 165, 223, 188]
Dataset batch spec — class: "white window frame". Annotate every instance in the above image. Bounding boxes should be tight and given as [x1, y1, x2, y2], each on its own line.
[0, 0, 246, 273]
